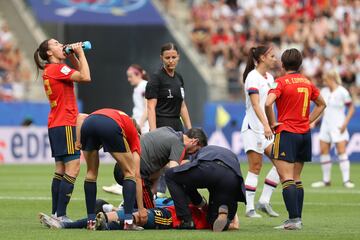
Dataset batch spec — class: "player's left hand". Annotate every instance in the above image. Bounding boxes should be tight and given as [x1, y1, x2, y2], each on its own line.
[339, 125, 346, 134]
[138, 208, 148, 225]
[75, 141, 82, 150]
[264, 125, 273, 140]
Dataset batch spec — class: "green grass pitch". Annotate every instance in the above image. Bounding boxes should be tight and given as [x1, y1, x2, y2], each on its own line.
[0, 162, 359, 240]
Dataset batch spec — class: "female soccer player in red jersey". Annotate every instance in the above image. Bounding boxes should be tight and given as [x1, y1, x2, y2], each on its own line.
[265, 48, 326, 230]
[34, 39, 91, 221]
[78, 108, 144, 230]
[102, 64, 149, 195]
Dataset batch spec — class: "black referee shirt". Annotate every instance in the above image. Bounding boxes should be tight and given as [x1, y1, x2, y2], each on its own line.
[145, 68, 185, 117]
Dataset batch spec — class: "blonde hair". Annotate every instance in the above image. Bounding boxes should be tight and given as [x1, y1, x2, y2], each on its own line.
[324, 69, 342, 85]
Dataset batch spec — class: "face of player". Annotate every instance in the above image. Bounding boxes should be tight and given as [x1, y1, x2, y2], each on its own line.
[127, 70, 141, 86]
[47, 39, 66, 62]
[186, 138, 201, 154]
[262, 49, 277, 70]
[161, 49, 179, 71]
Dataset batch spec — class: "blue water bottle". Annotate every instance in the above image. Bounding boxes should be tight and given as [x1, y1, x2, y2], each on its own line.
[64, 41, 92, 54]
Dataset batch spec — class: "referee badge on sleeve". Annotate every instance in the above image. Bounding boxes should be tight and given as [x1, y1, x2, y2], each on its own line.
[180, 87, 185, 98]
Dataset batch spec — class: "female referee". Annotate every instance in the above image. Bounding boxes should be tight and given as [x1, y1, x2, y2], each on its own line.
[145, 42, 192, 132]
[145, 42, 192, 197]
[311, 69, 355, 188]
[34, 39, 91, 221]
[241, 45, 280, 218]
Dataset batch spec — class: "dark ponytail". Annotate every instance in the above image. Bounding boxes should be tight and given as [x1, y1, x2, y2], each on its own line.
[242, 45, 271, 82]
[33, 39, 50, 79]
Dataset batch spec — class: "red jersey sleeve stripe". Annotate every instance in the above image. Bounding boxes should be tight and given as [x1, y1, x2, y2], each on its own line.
[178, 147, 187, 164]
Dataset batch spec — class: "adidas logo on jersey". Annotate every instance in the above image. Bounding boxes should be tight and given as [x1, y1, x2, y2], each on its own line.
[280, 152, 286, 157]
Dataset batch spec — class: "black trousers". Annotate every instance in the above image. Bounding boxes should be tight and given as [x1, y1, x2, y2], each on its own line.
[165, 161, 241, 226]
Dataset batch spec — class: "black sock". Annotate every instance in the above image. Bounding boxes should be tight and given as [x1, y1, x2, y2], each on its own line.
[57, 174, 75, 217]
[63, 218, 88, 229]
[122, 177, 136, 221]
[84, 180, 97, 220]
[282, 180, 298, 219]
[296, 181, 304, 218]
[51, 173, 63, 215]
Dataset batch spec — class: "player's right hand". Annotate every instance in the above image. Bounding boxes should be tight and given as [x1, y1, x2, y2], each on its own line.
[70, 42, 84, 55]
[138, 208, 148, 225]
[264, 125, 273, 140]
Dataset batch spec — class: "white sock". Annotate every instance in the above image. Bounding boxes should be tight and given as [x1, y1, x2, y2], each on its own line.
[124, 219, 133, 225]
[259, 166, 279, 204]
[320, 154, 332, 183]
[245, 171, 258, 212]
[339, 153, 350, 183]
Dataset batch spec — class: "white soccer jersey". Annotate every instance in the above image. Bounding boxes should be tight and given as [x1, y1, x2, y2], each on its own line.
[321, 86, 352, 127]
[241, 69, 274, 133]
[132, 80, 147, 123]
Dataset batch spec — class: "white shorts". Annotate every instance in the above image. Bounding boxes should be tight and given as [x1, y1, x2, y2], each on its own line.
[141, 121, 150, 134]
[242, 129, 273, 154]
[319, 124, 349, 143]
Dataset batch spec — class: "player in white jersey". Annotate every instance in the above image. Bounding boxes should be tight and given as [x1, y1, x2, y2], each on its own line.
[127, 64, 149, 134]
[311, 70, 355, 188]
[103, 64, 149, 195]
[241, 46, 280, 218]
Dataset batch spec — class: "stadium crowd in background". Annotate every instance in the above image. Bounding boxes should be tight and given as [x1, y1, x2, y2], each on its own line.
[0, 18, 31, 101]
[183, 0, 360, 102]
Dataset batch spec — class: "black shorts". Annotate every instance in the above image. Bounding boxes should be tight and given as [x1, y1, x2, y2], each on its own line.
[81, 114, 130, 153]
[156, 116, 183, 132]
[48, 126, 80, 162]
[143, 207, 173, 229]
[271, 131, 312, 163]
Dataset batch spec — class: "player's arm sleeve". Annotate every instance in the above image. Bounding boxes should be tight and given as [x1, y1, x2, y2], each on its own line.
[145, 73, 160, 99]
[268, 79, 282, 97]
[245, 75, 260, 95]
[342, 88, 353, 105]
[169, 139, 186, 165]
[48, 64, 76, 81]
[310, 83, 320, 101]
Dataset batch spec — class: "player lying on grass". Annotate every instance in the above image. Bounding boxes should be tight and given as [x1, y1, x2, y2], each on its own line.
[39, 199, 239, 232]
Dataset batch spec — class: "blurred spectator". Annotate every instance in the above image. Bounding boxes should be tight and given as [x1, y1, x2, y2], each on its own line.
[0, 19, 30, 101]
[163, 0, 360, 103]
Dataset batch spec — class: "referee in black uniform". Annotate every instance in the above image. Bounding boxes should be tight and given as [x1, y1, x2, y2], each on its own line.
[145, 42, 192, 132]
[146, 42, 192, 196]
[165, 145, 246, 232]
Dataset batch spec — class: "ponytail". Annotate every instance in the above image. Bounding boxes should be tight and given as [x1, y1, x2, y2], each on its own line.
[242, 45, 271, 82]
[33, 39, 50, 79]
[243, 47, 256, 82]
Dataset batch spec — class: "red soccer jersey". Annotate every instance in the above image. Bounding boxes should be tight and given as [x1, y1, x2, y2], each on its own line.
[167, 205, 211, 229]
[91, 108, 141, 155]
[43, 63, 77, 128]
[269, 73, 320, 134]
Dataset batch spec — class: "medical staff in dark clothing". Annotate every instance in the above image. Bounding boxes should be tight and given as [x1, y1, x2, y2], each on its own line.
[165, 145, 246, 232]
